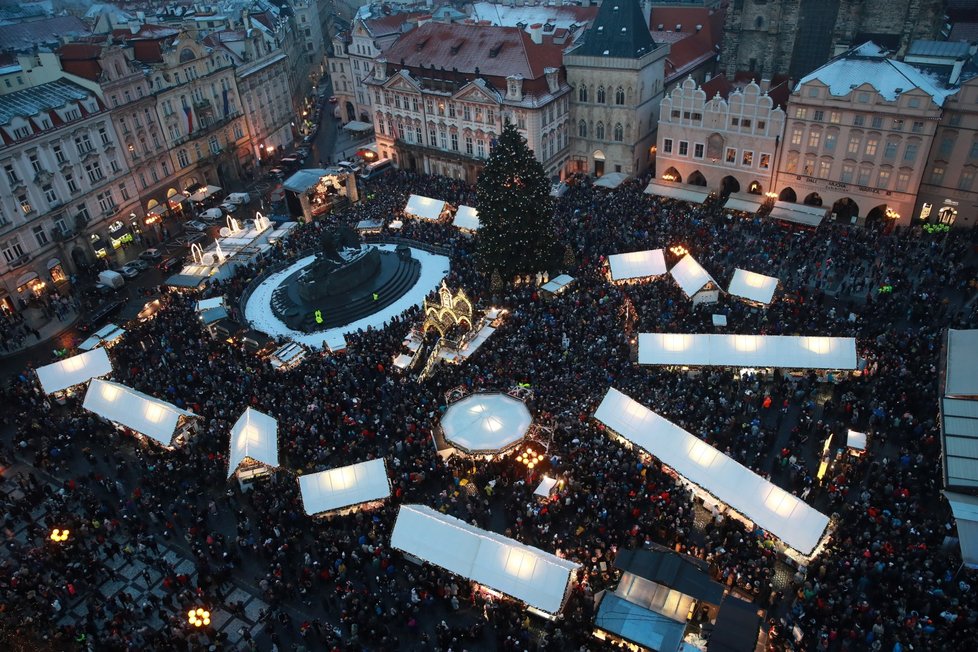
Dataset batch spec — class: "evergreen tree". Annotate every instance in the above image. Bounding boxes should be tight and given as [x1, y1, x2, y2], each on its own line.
[476, 122, 554, 278]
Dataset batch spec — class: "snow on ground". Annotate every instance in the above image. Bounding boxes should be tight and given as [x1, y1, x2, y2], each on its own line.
[244, 245, 450, 350]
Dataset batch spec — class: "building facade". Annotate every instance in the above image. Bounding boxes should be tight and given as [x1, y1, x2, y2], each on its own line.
[369, 22, 571, 183]
[565, 0, 669, 177]
[773, 43, 949, 227]
[916, 72, 978, 229]
[720, 0, 944, 80]
[0, 79, 132, 313]
[656, 76, 786, 195]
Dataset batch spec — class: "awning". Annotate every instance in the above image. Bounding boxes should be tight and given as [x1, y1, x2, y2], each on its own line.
[945, 491, 978, 568]
[298, 458, 391, 515]
[188, 185, 222, 202]
[46, 258, 62, 270]
[15, 272, 39, 288]
[770, 201, 828, 227]
[148, 204, 167, 216]
[343, 120, 374, 133]
[725, 195, 763, 213]
[644, 181, 709, 204]
[594, 172, 628, 189]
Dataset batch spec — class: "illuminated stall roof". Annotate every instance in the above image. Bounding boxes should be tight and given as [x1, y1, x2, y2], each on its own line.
[78, 323, 126, 351]
[594, 388, 830, 555]
[228, 407, 278, 476]
[453, 205, 480, 231]
[391, 504, 580, 614]
[727, 269, 778, 305]
[644, 181, 708, 204]
[83, 379, 196, 446]
[608, 250, 667, 281]
[37, 347, 112, 394]
[669, 255, 717, 297]
[440, 393, 532, 454]
[405, 194, 447, 221]
[638, 333, 857, 370]
[298, 458, 390, 515]
[541, 274, 575, 295]
[945, 491, 978, 569]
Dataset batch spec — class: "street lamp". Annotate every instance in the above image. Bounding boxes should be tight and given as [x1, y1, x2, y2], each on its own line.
[670, 245, 689, 257]
[187, 608, 211, 627]
[50, 528, 70, 542]
[516, 447, 545, 470]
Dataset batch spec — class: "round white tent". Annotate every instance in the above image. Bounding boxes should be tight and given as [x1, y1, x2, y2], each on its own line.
[441, 393, 532, 455]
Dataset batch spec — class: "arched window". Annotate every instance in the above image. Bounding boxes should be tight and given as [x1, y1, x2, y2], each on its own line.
[578, 86, 588, 102]
[614, 123, 624, 142]
[596, 122, 605, 139]
[578, 120, 587, 138]
[597, 86, 606, 104]
[615, 87, 625, 105]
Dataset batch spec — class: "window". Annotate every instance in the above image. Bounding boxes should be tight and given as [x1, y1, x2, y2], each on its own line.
[795, 107, 807, 119]
[785, 151, 799, 173]
[29, 154, 41, 174]
[463, 105, 471, 121]
[958, 169, 975, 191]
[580, 121, 589, 138]
[615, 87, 625, 105]
[1, 238, 25, 263]
[884, 141, 898, 159]
[119, 183, 130, 200]
[825, 133, 837, 151]
[759, 153, 770, 170]
[614, 123, 624, 142]
[448, 103, 456, 118]
[807, 88, 818, 98]
[663, 138, 672, 153]
[476, 139, 485, 158]
[742, 150, 753, 166]
[429, 127, 437, 147]
[929, 166, 945, 184]
[829, 112, 841, 124]
[857, 167, 871, 186]
[693, 143, 704, 158]
[671, 110, 680, 119]
[731, 117, 739, 127]
[970, 141, 978, 160]
[465, 135, 473, 155]
[847, 136, 861, 155]
[818, 160, 831, 178]
[790, 127, 803, 146]
[439, 130, 447, 149]
[757, 120, 766, 130]
[414, 125, 422, 143]
[807, 130, 821, 149]
[85, 160, 104, 183]
[177, 149, 190, 168]
[853, 115, 865, 127]
[892, 119, 904, 131]
[911, 121, 924, 134]
[54, 144, 66, 163]
[65, 172, 78, 193]
[596, 122, 605, 140]
[98, 126, 110, 145]
[896, 171, 910, 189]
[74, 134, 93, 154]
[939, 138, 956, 158]
[877, 169, 890, 189]
[903, 143, 918, 162]
[109, 158, 120, 174]
[76, 202, 89, 224]
[4, 164, 19, 185]
[813, 110, 824, 122]
[32, 225, 48, 247]
[43, 184, 57, 203]
[678, 140, 688, 156]
[96, 191, 114, 213]
[871, 115, 883, 129]
[865, 139, 878, 157]
[597, 87, 606, 103]
[451, 132, 458, 151]
[578, 86, 587, 102]
[908, 98, 920, 109]
[13, 125, 31, 139]
[18, 193, 32, 214]
[841, 164, 855, 183]
[858, 92, 869, 103]
[725, 147, 736, 163]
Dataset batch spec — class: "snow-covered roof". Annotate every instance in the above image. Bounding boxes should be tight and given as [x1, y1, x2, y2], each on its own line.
[796, 42, 955, 106]
[228, 407, 278, 476]
[0, 78, 94, 127]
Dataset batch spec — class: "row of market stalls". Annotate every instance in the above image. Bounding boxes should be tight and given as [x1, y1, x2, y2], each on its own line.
[644, 180, 832, 227]
[402, 194, 481, 232]
[637, 334, 858, 370]
[595, 387, 832, 560]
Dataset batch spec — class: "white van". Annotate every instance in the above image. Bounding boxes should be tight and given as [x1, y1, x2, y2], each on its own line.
[98, 270, 125, 289]
[227, 192, 251, 205]
[360, 158, 394, 180]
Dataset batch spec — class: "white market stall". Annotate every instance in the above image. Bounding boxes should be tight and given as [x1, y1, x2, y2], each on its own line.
[440, 393, 533, 456]
[196, 297, 225, 313]
[594, 172, 628, 189]
[608, 250, 667, 282]
[228, 407, 279, 482]
[638, 333, 858, 370]
[270, 342, 308, 371]
[944, 491, 978, 569]
[453, 205, 480, 231]
[540, 274, 575, 296]
[724, 193, 763, 214]
[727, 269, 779, 306]
[83, 379, 197, 448]
[391, 504, 580, 616]
[847, 429, 868, 454]
[298, 458, 391, 516]
[594, 388, 830, 557]
[188, 185, 222, 202]
[669, 255, 719, 305]
[770, 201, 828, 227]
[644, 181, 709, 204]
[533, 476, 558, 499]
[78, 323, 126, 351]
[404, 195, 448, 221]
[36, 348, 113, 395]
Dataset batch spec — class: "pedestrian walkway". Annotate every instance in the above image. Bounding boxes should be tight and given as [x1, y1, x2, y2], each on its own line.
[0, 304, 79, 358]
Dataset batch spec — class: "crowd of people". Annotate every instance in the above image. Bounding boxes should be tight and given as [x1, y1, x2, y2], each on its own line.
[1, 169, 977, 651]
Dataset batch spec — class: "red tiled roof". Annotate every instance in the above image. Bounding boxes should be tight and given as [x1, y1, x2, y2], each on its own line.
[58, 43, 104, 82]
[364, 12, 430, 37]
[132, 40, 164, 63]
[385, 22, 563, 81]
[651, 6, 725, 82]
[700, 74, 732, 99]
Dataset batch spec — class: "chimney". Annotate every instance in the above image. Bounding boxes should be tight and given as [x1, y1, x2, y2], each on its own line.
[529, 23, 543, 44]
[506, 74, 524, 101]
[950, 58, 965, 86]
[544, 67, 559, 93]
[375, 58, 387, 81]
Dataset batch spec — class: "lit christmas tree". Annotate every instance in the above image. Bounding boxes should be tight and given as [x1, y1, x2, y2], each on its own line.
[476, 122, 554, 278]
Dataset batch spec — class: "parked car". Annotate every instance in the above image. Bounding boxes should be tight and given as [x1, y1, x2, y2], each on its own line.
[77, 298, 126, 333]
[127, 259, 149, 271]
[119, 263, 143, 278]
[199, 208, 223, 221]
[302, 134, 314, 144]
[139, 248, 162, 261]
[338, 160, 362, 175]
[158, 256, 184, 273]
[185, 220, 208, 232]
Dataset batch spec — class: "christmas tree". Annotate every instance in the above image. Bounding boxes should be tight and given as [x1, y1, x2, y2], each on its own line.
[476, 122, 554, 278]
